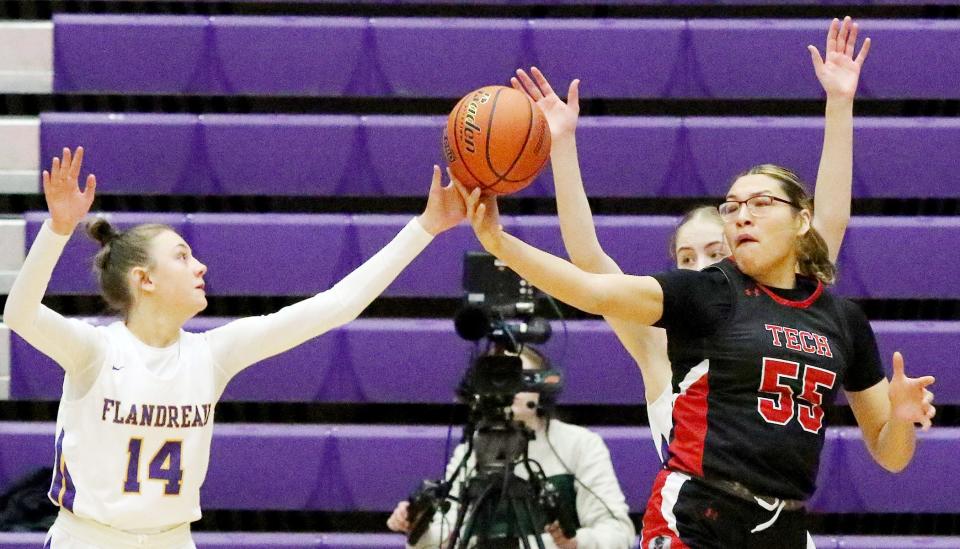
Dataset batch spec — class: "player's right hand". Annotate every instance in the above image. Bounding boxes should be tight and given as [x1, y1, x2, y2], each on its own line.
[386, 501, 412, 534]
[43, 146, 97, 236]
[512, 67, 580, 142]
[457, 183, 504, 255]
[418, 165, 467, 236]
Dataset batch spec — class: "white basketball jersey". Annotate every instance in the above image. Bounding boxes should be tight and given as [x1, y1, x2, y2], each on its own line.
[49, 322, 222, 531]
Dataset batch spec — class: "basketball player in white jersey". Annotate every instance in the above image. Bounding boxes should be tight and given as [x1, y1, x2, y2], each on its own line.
[3, 147, 466, 548]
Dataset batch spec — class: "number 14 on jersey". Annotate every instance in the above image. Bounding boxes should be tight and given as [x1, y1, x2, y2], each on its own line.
[123, 438, 184, 495]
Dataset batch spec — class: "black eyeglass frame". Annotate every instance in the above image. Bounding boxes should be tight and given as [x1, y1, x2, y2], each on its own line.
[718, 195, 801, 220]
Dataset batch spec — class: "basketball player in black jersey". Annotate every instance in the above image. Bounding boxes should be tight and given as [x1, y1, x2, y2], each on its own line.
[454, 166, 936, 548]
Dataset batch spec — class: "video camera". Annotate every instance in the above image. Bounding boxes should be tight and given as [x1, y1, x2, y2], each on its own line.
[453, 252, 552, 353]
[454, 251, 562, 421]
[404, 252, 576, 548]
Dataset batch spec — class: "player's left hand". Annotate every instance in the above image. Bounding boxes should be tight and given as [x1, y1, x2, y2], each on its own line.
[418, 165, 467, 236]
[545, 521, 577, 549]
[808, 16, 871, 102]
[888, 351, 936, 431]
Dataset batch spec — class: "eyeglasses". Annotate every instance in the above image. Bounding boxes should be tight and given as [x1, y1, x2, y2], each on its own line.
[718, 195, 801, 221]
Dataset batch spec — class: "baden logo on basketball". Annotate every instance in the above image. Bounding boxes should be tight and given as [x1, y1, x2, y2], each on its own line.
[461, 90, 491, 154]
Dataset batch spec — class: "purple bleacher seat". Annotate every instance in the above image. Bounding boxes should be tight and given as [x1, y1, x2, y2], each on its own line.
[371, 18, 531, 97]
[23, 213, 960, 299]
[41, 113, 204, 195]
[39, 114, 960, 198]
[0, 423, 53, 497]
[54, 15, 210, 94]
[212, 17, 368, 96]
[686, 20, 960, 99]
[52, 16, 960, 99]
[574, 118, 684, 197]
[202, 115, 363, 196]
[685, 117, 960, 199]
[835, 217, 960, 299]
[54, 16, 369, 96]
[361, 115, 450, 195]
[11, 317, 959, 404]
[2, 423, 958, 513]
[687, 20, 825, 99]
[529, 20, 684, 98]
[187, 213, 358, 296]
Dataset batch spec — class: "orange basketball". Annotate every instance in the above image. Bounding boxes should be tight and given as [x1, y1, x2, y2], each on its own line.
[442, 85, 551, 195]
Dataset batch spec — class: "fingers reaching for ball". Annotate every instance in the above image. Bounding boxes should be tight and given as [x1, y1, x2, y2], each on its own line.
[453, 174, 505, 253]
[418, 165, 467, 236]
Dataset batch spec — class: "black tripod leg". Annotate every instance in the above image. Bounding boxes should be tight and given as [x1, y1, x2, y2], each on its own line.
[455, 484, 491, 549]
[447, 502, 468, 549]
[447, 490, 472, 549]
[520, 497, 547, 549]
[506, 497, 532, 549]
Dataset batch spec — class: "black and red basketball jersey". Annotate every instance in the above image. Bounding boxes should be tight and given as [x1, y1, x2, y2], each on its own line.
[652, 259, 884, 500]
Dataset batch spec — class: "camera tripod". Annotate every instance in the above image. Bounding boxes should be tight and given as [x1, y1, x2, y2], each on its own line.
[446, 417, 551, 549]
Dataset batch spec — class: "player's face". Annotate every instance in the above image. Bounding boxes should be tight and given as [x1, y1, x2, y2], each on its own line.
[722, 174, 810, 280]
[141, 230, 208, 316]
[675, 216, 729, 271]
[512, 353, 542, 428]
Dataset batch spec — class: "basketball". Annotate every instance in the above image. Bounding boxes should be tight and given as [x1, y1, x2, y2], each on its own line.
[442, 85, 551, 195]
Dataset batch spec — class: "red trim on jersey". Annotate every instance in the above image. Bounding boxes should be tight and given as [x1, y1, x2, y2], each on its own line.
[667, 374, 710, 477]
[756, 278, 824, 309]
[641, 469, 670, 542]
[641, 469, 692, 549]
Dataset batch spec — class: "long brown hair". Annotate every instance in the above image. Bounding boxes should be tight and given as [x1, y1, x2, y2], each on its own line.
[86, 218, 174, 316]
[736, 164, 836, 284]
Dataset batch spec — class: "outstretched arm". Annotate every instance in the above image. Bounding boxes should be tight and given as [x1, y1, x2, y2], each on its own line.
[808, 16, 871, 262]
[458, 184, 664, 324]
[3, 147, 106, 379]
[207, 166, 465, 378]
[512, 67, 671, 402]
